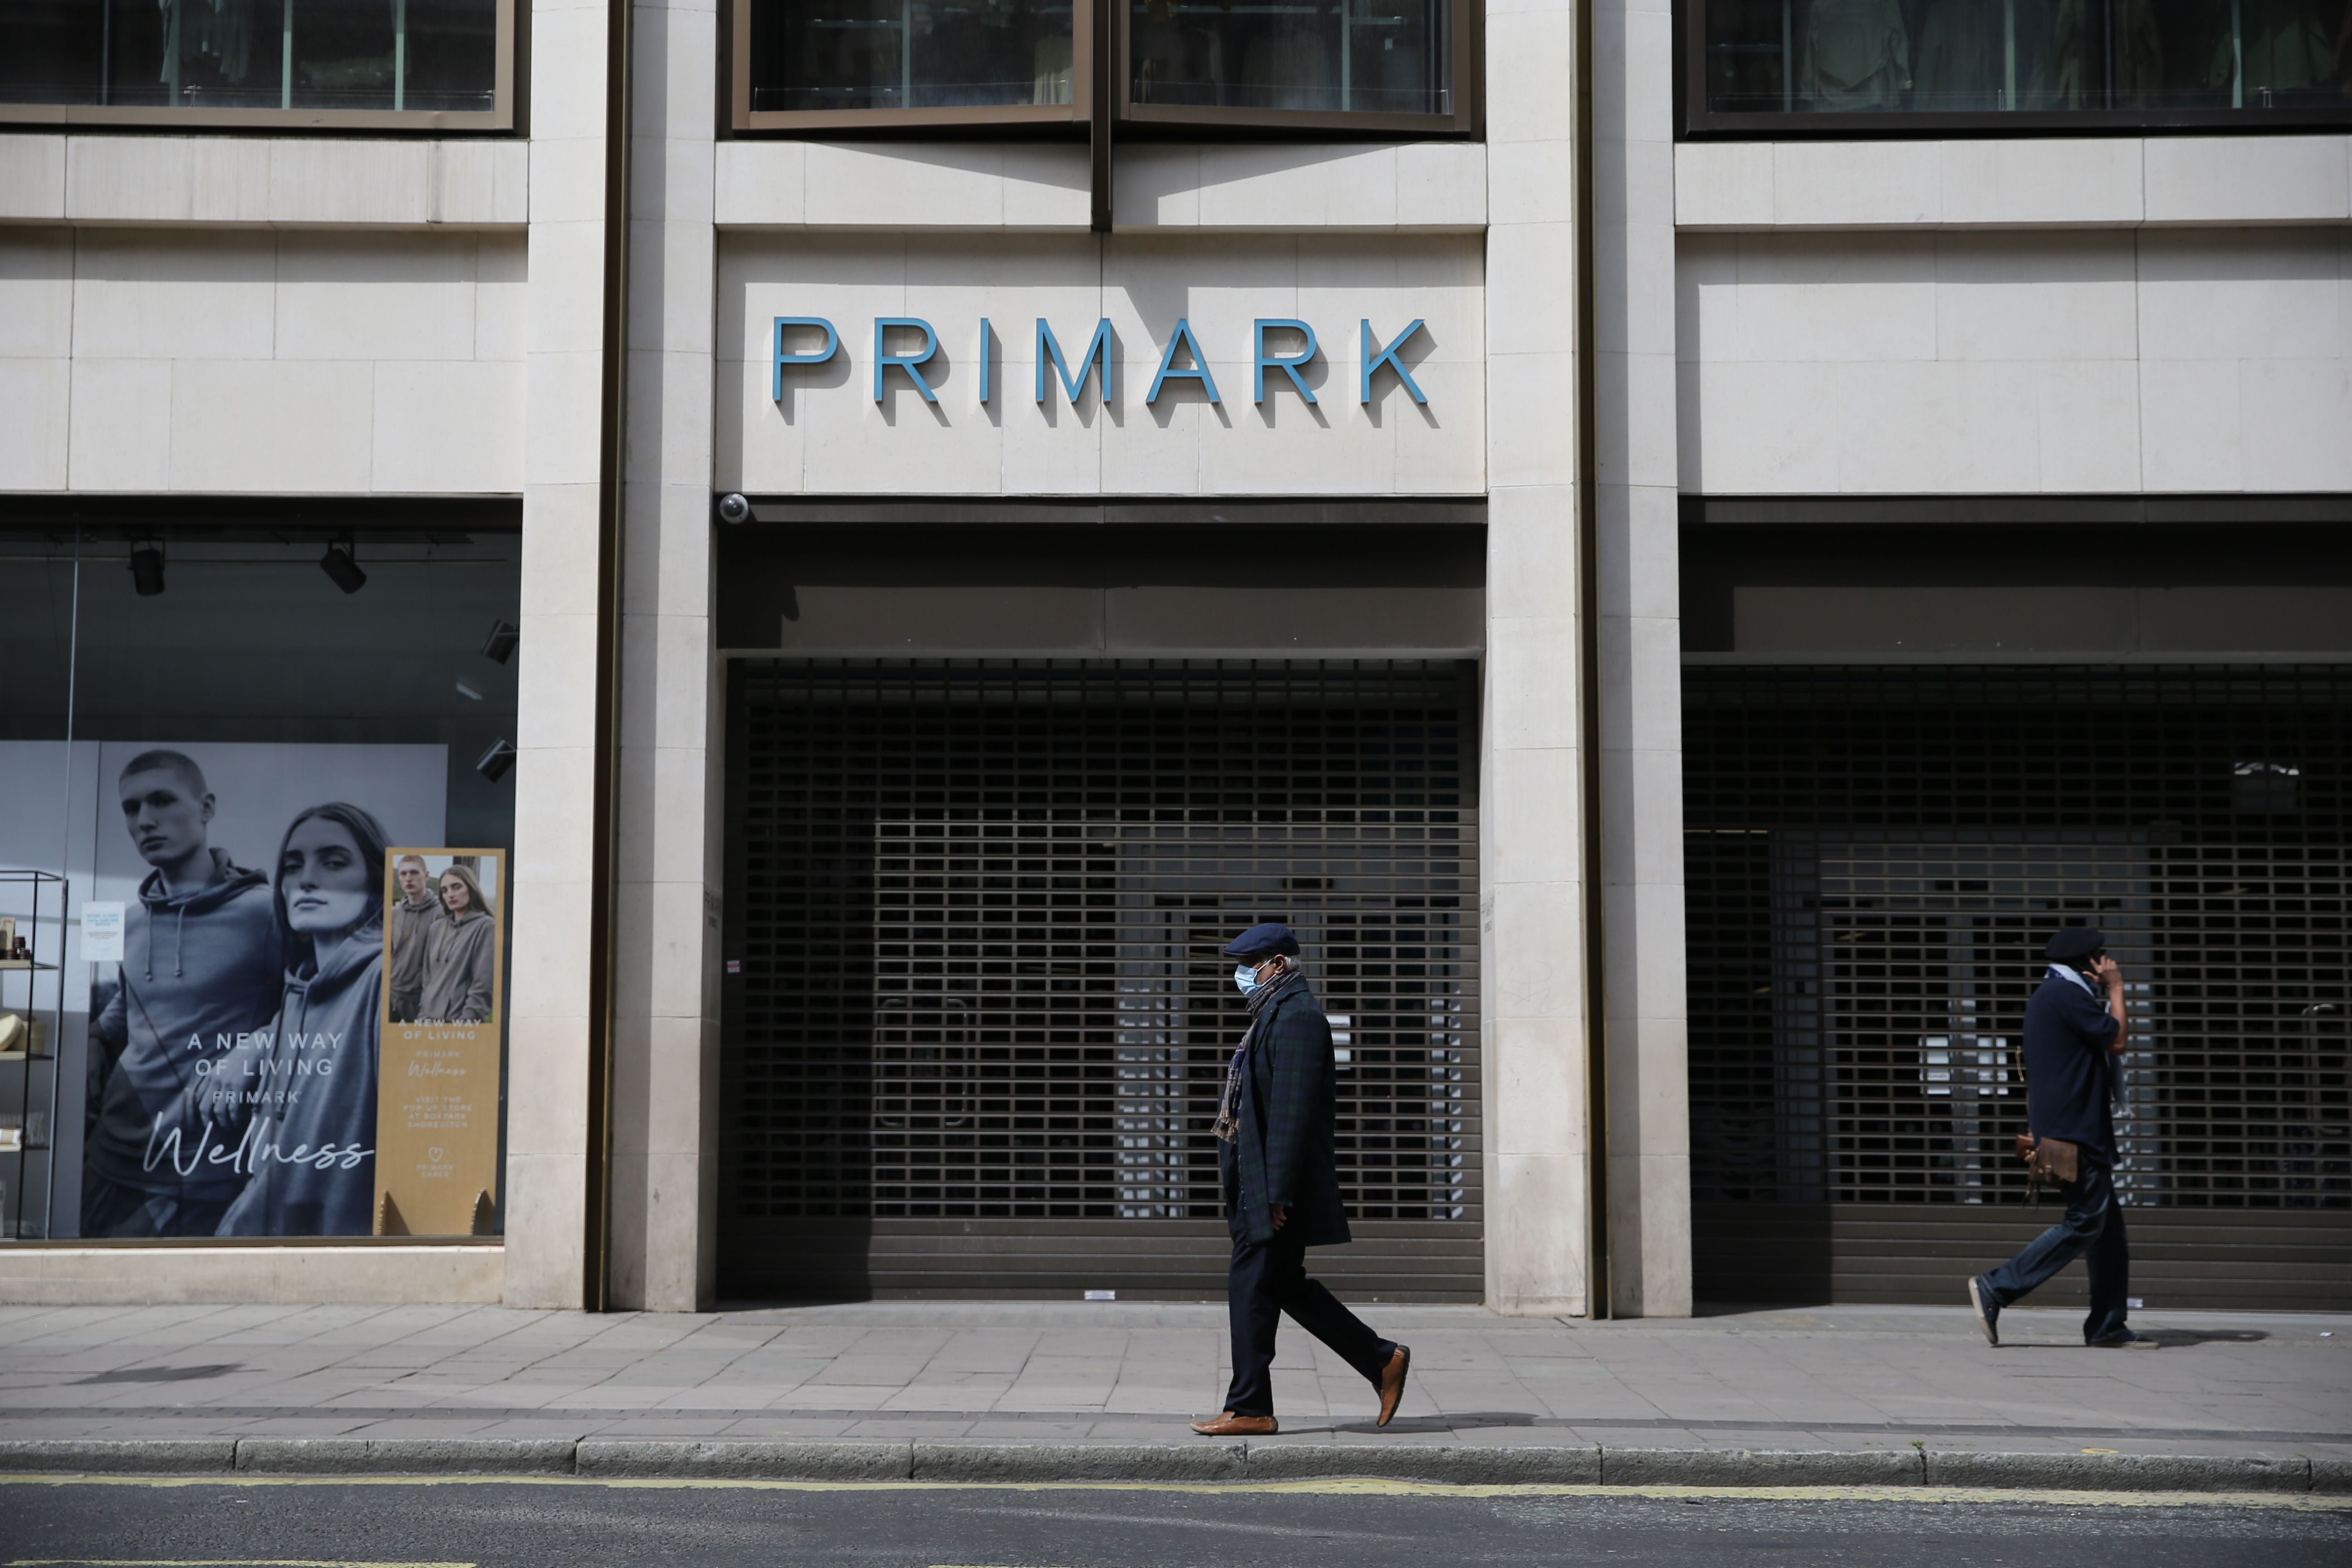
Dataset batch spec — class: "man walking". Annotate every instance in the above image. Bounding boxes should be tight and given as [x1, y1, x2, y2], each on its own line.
[1967, 926, 2153, 1349]
[386, 854, 440, 1023]
[1191, 922, 1411, 1436]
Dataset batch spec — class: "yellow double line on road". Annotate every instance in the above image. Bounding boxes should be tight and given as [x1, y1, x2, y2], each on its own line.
[3, 1475, 2349, 1510]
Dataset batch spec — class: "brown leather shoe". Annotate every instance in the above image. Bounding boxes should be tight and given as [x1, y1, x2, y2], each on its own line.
[1375, 1344, 1411, 1427]
[1190, 1411, 1278, 1436]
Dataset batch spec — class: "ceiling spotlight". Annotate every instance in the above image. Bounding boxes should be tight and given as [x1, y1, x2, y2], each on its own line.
[475, 738, 518, 782]
[481, 618, 519, 664]
[129, 542, 166, 597]
[319, 539, 368, 595]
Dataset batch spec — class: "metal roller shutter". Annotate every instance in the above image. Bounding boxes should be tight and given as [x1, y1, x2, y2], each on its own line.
[1686, 664, 2351, 1309]
[720, 658, 1483, 1301]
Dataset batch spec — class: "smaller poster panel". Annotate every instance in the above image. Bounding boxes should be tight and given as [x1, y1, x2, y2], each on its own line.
[375, 849, 505, 1237]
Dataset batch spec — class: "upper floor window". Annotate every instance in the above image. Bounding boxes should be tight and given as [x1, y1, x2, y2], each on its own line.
[733, 0, 1475, 132]
[742, 0, 1079, 120]
[1687, 0, 2352, 132]
[0, 0, 512, 128]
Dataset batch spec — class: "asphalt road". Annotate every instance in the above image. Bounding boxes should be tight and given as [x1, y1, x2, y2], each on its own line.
[2, 1478, 2347, 1568]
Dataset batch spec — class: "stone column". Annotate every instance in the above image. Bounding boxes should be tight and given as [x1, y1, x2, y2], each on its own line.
[504, 0, 614, 1307]
[1483, 0, 1593, 1316]
[607, 0, 723, 1311]
[1595, 0, 1692, 1316]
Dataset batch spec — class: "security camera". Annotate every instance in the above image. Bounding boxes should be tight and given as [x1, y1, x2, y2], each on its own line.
[716, 492, 753, 525]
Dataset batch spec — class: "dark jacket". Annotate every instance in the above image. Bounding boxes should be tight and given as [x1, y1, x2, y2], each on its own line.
[417, 907, 495, 1024]
[2023, 966, 2122, 1162]
[1218, 984, 1351, 1248]
[84, 850, 281, 1202]
[211, 920, 385, 1237]
[385, 892, 441, 1020]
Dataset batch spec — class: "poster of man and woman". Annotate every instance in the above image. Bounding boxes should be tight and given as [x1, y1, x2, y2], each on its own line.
[0, 740, 505, 1240]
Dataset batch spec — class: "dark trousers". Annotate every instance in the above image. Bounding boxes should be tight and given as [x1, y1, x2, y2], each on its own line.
[1221, 1214, 1393, 1418]
[1976, 1158, 2132, 1343]
[80, 1172, 234, 1240]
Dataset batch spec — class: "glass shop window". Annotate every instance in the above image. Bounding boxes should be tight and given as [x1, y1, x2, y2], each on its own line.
[1691, 0, 2352, 129]
[1127, 0, 1456, 120]
[0, 0, 509, 126]
[742, 0, 1083, 122]
[733, 0, 1475, 131]
[0, 525, 519, 1243]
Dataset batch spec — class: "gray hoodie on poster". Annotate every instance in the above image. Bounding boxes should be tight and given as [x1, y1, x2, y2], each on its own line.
[386, 892, 441, 1021]
[417, 907, 495, 1024]
[212, 919, 384, 1238]
[84, 850, 282, 1201]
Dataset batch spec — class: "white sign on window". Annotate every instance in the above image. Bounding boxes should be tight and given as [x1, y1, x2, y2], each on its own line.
[81, 902, 125, 964]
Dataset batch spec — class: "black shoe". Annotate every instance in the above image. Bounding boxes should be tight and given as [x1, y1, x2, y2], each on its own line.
[1967, 1276, 2000, 1347]
[2089, 1330, 2158, 1348]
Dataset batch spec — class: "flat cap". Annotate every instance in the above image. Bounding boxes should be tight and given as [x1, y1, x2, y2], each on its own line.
[1223, 921, 1301, 960]
[2044, 926, 2107, 963]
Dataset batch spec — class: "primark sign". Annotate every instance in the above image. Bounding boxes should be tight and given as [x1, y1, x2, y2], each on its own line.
[771, 315, 1434, 409]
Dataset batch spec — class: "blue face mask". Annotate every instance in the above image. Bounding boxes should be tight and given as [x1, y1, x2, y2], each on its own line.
[1234, 964, 1260, 997]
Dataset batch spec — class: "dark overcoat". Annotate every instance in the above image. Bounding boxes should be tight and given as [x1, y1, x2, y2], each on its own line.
[1219, 985, 1352, 1248]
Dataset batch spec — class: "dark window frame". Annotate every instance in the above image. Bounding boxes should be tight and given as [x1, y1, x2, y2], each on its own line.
[1677, 0, 2352, 139]
[0, 0, 519, 132]
[728, 0, 1481, 136]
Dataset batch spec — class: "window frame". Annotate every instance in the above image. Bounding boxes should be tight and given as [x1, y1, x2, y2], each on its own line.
[731, 0, 1095, 132]
[0, 0, 519, 132]
[1678, 0, 2352, 138]
[726, 0, 1481, 136]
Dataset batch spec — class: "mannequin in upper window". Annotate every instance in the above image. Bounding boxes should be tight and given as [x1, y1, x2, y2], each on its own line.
[2209, 0, 2337, 98]
[1801, 0, 1913, 110]
[1912, 0, 2002, 109]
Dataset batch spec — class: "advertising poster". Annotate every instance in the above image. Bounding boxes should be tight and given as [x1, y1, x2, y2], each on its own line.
[375, 849, 505, 1237]
[57, 740, 447, 1240]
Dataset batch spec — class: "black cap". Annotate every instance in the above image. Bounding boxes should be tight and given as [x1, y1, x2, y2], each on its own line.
[1223, 922, 1301, 961]
[2044, 927, 2107, 963]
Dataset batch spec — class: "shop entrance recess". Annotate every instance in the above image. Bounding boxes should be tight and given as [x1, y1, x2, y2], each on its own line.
[719, 658, 1481, 1301]
[1685, 664, 2351, 1310]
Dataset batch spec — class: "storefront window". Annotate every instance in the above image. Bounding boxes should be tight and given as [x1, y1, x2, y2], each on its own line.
[741, 0, 1081, 122]
[731, 0, 1474, 129]
[1691, 0, 2352, 128]
[1127, 0, 1455, 118]
[0, 524, 519, 1241]
[0, 0, 509, 126]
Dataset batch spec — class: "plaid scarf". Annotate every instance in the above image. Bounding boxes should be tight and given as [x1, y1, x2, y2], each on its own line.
[1213, 966, 1311, 1143]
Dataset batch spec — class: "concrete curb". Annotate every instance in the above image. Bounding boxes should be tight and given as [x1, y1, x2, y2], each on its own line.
[236, 1438, 576, 1475]
[0, 1438, 236, 1474]
[1923, 1450, 2314, 1493]
[0, 1438, 2340, 1491]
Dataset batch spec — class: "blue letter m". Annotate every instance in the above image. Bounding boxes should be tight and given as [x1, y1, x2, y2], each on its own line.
[1036, 318, 1113, 406]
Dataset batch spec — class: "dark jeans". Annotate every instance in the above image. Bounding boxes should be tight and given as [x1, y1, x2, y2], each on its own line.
[1222, 1210, 1394, 1418]
[80, 1172, 235, 1240]
[1977, 1158, 2132, 1343]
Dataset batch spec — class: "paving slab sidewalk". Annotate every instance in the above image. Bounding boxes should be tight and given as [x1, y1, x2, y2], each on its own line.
[0, 1301, 2343, 1487]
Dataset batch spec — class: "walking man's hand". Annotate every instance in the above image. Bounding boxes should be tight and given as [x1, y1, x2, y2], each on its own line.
[1269, 1204, 1286, 1231]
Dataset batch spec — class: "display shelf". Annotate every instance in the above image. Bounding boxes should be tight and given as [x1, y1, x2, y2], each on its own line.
[0, 868, 67, 1245]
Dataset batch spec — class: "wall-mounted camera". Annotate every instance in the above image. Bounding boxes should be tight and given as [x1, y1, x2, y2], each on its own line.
[717, 493, 753, 526]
